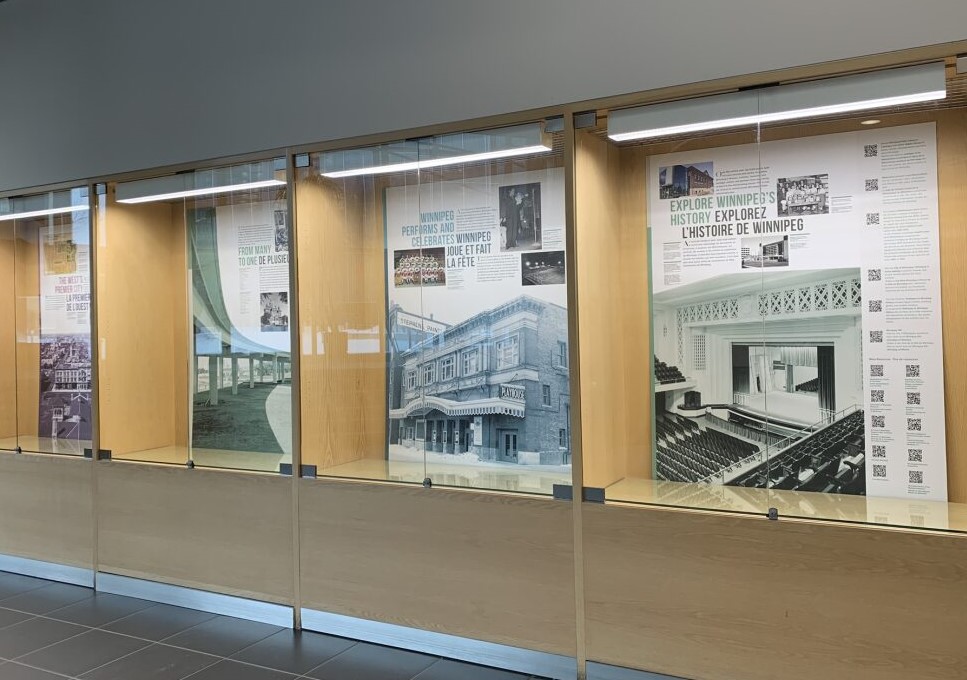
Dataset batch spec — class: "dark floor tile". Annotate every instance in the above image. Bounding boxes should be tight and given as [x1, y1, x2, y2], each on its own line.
[0, 574, 49, 600]
[80, 642, 221, 680]
[0, 661, 70, 679]
[162, 615, 282, 657]
[231, 629, 355, 675]
[102, 604, 216, 641]
[0, 583, 93, 614]
[306, 641, 437, 680]
[46, 592, 156, 627]
[183, 659, 298, 679]
[414, 658, 532, 680]
[17, 629, 150, 676]
[0, 617, 86, 659]
[0, 608, 34, 631]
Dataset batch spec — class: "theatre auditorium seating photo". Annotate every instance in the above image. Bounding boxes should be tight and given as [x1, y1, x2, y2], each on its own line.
[654, 356, 687, 385]
[655, 414, 760, 483]
[729, 409, 866, 494]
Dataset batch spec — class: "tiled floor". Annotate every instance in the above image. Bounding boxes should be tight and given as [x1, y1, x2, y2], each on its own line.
[0, 571, 546, 680]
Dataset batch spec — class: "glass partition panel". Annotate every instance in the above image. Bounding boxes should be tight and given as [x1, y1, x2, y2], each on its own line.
[98, 159, 291, 472]
[584, 61, 967, 533]
[0, 188, 92, 456]
[297, 120, 570, 495]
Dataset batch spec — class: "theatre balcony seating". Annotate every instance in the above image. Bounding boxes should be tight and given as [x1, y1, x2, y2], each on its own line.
[727, 409, 865, 495]
[655, 414, 760, 483]
[655, 356, 687, 385]
[796, 377, 819, 392]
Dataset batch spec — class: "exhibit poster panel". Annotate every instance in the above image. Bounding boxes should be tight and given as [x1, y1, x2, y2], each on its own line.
[647, 122, 946, 502]
[188, 200, 291, 456]
[38, 217, 92, 442]
[384, 168, 571, 468]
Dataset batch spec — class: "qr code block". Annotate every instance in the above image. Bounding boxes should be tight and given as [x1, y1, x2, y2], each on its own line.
[869, 330, 883, 343]
[911, 515, 925, 527]
[871, 389, 885, 403]
[865, 178, 879, 192]
[908, 418, 922, 432]
[866, 212, 880, 226]
[870, 364, 884, 377]
[908, 448, 923, 462]
[872, 445, 887, 459]
[868, 269, 882, 282]
[906, 364, 920, 378]
[906, 392, 921, 405]
[864, 144, 879, 158]
[872, 415, 886, 428]
[909, 470, 924, 484]
[869, 299, 882, 313]
[873, 464, 887, 478]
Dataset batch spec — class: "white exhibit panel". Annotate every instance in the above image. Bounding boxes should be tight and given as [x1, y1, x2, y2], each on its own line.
[646, 123, 946, 510]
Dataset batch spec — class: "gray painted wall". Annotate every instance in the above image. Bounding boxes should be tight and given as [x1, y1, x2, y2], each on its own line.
[1, 0, 965, 192]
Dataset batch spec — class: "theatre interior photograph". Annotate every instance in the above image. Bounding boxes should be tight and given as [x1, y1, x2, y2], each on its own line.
[0, 4, 967, 680]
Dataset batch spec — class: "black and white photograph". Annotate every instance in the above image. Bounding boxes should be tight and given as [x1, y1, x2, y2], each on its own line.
[777, 174, 829, 215]
[499, 182, 542, 252]
[273, 209, 288, 253]
[387, 296, 571, 467]
[393, 248, 446, 288]
[658, 162, 714, 199]
[521, 250, 566, 286]
[260, 291, 289, 332]
[38, 334, 93, 441]
[741, 235, 789, 268]
[651, 268, 865, 495]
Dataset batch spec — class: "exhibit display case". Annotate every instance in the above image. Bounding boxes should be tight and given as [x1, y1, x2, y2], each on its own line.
[0, 187, 93, 457]
[575, 61, 967, 533]
[95, 159, 292, 472]
[293, 121, 572, 494]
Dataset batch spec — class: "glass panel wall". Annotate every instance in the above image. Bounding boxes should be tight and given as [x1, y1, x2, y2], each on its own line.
[295, 120, 571, 494]
[580, 62, 967, 533]
[0, 188, 92, 456]
[97, 159, 291, 472]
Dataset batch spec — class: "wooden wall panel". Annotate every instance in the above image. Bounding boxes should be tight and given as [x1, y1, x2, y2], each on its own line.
[0, 452, 93, 568]
[14, 231, 39, 436]
[0, 230, 16, 441]
[584, 503, 967, 680]
[575, 131, 651, 488]
[300, 479, 576, 656]
[97, 462, 293, 603]
[97, 194, 187, 456]
[295, 175, 386, 470]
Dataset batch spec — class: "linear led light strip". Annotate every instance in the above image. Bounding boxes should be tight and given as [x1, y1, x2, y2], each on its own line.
[608, 90, 947, 141]
[0, 205, 89, 222]
[321, 144, 553, 178]
[116, 179, 286, 204]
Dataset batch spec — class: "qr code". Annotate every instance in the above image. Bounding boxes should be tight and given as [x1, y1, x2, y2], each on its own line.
[911, 515, 925, 527]
[871, 389, 885, 403]
[870, 330, 883, 343]
[873, 464, 887, 478]
[872, 415, 886, 428]
[906, 364, 920, 377]
[866, 212, 880, 226]
[868, 269, 882, 282]
[865, 178, 879, 192]
[906, 392, 921, 405]
[908, 418, 922, 432]
[869, 299, 882, 313]
[864, 144, 879, 158]
[872, 445, 887, 459]
[870, 364, 884, 377]
[908, 448, 923, 462]
[909, 470, 924, 484]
